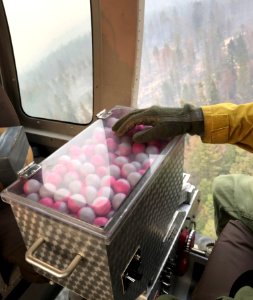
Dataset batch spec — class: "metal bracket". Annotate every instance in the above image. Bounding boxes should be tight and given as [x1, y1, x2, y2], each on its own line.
[96, 109, 112, 119]
[17, 161, 41, 179]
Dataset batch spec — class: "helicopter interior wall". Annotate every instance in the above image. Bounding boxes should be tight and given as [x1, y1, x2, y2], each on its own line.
[0, 0, 140, 153]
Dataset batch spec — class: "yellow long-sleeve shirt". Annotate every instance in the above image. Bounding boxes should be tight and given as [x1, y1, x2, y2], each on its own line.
[201, 103, 253, 153]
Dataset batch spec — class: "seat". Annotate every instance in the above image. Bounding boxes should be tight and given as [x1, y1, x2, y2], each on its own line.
[0, 86, 20, 127]
[0, 86, 47, 296]
[191, 219, 253, 300]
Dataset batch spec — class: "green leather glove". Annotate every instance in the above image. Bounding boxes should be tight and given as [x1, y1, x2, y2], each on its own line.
[112, 104, 204, 143]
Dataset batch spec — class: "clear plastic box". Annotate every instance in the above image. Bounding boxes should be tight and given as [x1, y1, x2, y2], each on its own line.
[1, 106, 171, 240]
[1, 106, 185, 300]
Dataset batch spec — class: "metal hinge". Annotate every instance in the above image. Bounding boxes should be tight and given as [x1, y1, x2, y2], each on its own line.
[17, 161, 41, 179]
[96, 109, 112, 119]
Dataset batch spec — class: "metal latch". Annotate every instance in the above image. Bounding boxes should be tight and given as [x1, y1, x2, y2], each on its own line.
[17, 161, 41, 179]
[183, 173, 191, 184]
[96, 109, 112, 119]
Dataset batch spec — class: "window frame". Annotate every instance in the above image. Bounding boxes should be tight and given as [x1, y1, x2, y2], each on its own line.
[0, 0, 141, 148]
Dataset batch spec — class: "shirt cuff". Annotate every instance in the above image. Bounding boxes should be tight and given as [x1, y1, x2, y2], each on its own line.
[201, 106, 230, 144]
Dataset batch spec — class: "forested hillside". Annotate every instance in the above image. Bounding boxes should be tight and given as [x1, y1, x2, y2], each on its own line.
[19, 34, 92, 123]
[138, 0, 253, 239]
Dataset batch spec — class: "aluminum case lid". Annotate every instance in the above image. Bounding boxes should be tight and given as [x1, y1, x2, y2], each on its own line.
[1, 106, 175, 243]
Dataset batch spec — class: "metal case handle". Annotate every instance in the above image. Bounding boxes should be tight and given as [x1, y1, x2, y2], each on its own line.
[25, 237, 83, 278]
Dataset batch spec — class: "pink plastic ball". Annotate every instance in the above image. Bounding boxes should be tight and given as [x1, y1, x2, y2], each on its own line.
[53, 201, 69, 213]
[81, 185, 97, 205]
[135, 125, 146, 131]
[117, 143, 132, 156]
[23, 179, 41, 194]
[92, 197, 111, 216]
[58, 155, 77, 171]
[93, 217, 108, 227]
[114, 156, 129, 167]
[39, 183, 56, 198]
[128, 125, 146, 137]
[52, 163, 67, 175]
[108, 153, 117, 162]
[82, 145, 95, 157]
[78, 154, 87, 163]
[79, 162, 96, 178]
[120, 136, 132, 144]
[97, 186, 114, 199]
[68, 194, 87, 213]
[131, 161, 142, 170]
[135, 153, 149, 163]
[39, 197, 54, 207]
[90, 154, 106, 167]
[143, 159, 154, 170]
[113, 179, 131, 195]
[85, 174, 101, 189]
[127, 172, 142, 187]
[94, 144, 108, 155]
[69, 159, 82, 170]
[44, 171, 62, 187]
[27, 193, 40, 202]
[96, 166, 108, 177]
[109, 165, 121, 179]
[63, 171, 79, 185]
[68, 180, 82, 194]
[62, 160, 77, 172]
[54, 188, 71, 202]
[77, 207, 96, 224]
[132, 143, 146, 154]
[106, 138, 118, 152]
[145, 145, 159, 155]
[101, 175, 116, 187]
[121, 163, 137, 178]
[112, 193, 126, 210]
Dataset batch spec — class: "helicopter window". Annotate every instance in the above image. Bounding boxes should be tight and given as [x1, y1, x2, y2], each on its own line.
[3, 0, 93, 124]
[138, 0, 253, 240]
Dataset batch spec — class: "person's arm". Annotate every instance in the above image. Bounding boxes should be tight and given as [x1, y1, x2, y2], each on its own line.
[112, 104, 204, 142]
[201, 102, 253, 152]
[112, 102, 253, 153]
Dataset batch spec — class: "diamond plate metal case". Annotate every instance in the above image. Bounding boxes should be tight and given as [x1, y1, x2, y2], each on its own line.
[1, 106, 184, 300]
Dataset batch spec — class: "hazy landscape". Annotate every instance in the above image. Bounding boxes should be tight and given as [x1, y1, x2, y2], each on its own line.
[138, 0, 253, 239]
[19, 34, 93, 123]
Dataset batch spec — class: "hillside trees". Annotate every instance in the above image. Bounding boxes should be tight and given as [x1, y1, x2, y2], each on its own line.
[185, 136, 253, 239]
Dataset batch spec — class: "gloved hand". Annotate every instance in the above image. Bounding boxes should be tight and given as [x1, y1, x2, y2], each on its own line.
[112, 104, 204, 143]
